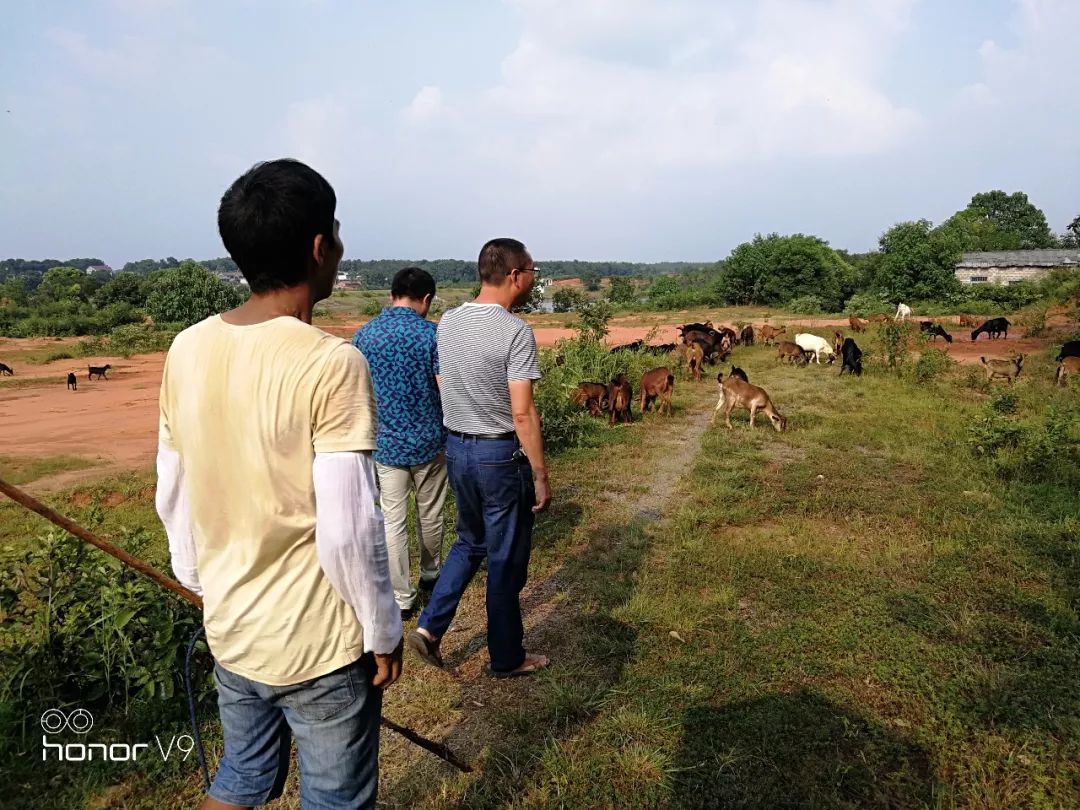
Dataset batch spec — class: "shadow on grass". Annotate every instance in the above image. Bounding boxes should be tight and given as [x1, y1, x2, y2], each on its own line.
[673, 691, 938, 809]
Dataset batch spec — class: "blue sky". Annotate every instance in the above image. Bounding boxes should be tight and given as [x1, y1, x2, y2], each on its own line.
[1, 0, 1077, 266]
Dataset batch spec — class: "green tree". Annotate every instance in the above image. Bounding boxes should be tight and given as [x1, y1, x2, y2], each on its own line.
[0, 276, 29, 306]
[718, 234, 850, 308]
[94, 272, 149, 308]
[1061, 214, 1080, 248]
[574, 300, 613, 342]
[579, 270, 601, 291]
[145, 262, 246, 326]
[552, 287, 585, 312]
[951, 190, 1056, 250]
[874, 220, 961, 301]
[607, 276, 636, 305]
[33, 266, 95, 303]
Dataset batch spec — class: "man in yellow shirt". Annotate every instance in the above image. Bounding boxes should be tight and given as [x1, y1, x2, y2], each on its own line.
[156, 159, 402, 809]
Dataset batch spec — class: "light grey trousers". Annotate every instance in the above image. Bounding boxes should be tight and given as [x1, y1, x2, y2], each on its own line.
[376, 455, 448, 610]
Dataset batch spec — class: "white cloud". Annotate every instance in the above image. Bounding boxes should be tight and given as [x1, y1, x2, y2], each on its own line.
[448, 0, 923, 190]
[402, 86, 445, 126]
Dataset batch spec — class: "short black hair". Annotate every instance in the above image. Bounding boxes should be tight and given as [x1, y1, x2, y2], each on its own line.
[478, 238, 528, 284]
[391, 267, 436, 301]
[217, 159, 336, 293]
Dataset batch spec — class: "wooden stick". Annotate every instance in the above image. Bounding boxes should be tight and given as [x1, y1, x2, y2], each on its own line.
[0, 476, 472, 773]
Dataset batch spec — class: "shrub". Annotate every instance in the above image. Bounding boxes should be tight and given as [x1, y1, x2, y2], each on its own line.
[877, 321, 914, 372]
[107, 323, 179, 357]
[911, 348, 952, 383]
[45, 350, 75, 363]
[0, 530, 206, 757]
[1016, 306, 1047, 338]
[360, 299, 383, 317]
[968, 404, 1079, 481]
[844, 292, 892, 317]
[553, 287, 586, 313]
[960, 364, 991, 392]
[574, 300, 614, 343]
[786, 295, 824, 314]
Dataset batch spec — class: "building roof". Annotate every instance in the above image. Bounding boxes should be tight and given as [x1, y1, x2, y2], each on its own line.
[956, 249, 1080, 268]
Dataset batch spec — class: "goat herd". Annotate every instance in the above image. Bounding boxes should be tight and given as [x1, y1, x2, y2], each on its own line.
[568, 315, 1080, 434]
[0, 363, 112, 392]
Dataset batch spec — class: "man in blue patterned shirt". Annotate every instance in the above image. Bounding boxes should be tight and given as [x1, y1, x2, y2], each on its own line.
[353, 267, 446, 618]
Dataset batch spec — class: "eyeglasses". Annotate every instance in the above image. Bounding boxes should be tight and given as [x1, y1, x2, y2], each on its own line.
[514, 267, 537, 276]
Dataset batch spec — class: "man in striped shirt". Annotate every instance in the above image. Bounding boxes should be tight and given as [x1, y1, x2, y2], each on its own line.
[407, 238, 551, 677]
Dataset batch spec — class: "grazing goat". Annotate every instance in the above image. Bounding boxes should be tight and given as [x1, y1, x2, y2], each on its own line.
[639, 367, 675, 416]
[981, 354, 1024, 384]
[610, 340, 644, 354]
[971, 318, 1010, 341]
[1056, 341, 1080, 362]
[646, 343, 677, 355]
[795, 333, 835, 364]
[869, 313, 890, 324]
[713, 373, 786, 431]
[677, 322, 714, 338]
[607, 373, 633, 425]
[958, 315, 979, 328]
[895, 303, 912, 321]
[0, 362, 13, 376]
[67, 372, 77, 391]
[758, 324, 785, 345]
[570, 382, 608, 416]
[776, 340, 811, 366]
[833, 331, 844, 357]
[739, 324, 754, 346]
[88, 364, 111, 380]
[840, 338, 863, 377]
[686, 341, 705, 381]
[919, 321, 953, 343]
[848, 315, 868, 333]
[1056, 356, 1080, 387]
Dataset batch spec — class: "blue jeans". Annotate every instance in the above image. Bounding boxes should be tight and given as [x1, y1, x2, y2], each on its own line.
[209, 655, 381, 809]
[418, 434, 536, 673]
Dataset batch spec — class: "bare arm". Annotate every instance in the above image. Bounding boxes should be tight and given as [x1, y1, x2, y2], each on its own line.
[509, 379, 551, 513]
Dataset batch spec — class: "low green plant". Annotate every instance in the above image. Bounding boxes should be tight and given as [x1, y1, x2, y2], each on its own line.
[786, 295, 824, 315]
[910, 347, 952, 383]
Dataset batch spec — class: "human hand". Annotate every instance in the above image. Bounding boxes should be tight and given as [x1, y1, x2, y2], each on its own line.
[373, 639, 404, 689]
[532, 472, 552, 513]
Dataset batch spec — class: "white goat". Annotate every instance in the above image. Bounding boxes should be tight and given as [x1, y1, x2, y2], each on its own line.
[895, 303, 912, 321]
[794, 333, 835, 364]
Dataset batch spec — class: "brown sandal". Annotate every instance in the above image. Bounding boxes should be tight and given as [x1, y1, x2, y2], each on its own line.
[489, 653, 550, 678]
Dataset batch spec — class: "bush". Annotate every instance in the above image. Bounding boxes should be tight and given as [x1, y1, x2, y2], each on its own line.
[360, 299, 383, 317]
[45, 350, 75, 363]
[786, 295, 824, 314]
[107, 323, 179, 357]
[0, 530, 206, 757]
[876, 321, 915, 371]
[844, 292, 892, 317]
[911, 348, 952, 383]
[968, 405, 1078, 481]
[574, 300, 614, 343]
[1016, 306, 1047, 338]
[553, 287, 585, 313]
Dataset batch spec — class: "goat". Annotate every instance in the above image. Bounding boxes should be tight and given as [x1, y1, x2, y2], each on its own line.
[610, 340, 644, 354]
[980, 354, 1024, 384]
[958, 315, 979, 328]
[1056, 356, 1080, 387]
[971, 318, 1010, 341]
[646, 343, 677, 355]
[687, 341, 705, 381]
[570, 382, 608, 417]
[728, 365, 748, 383]
[919, 321, 953, 343]
[776, 340, 811, 366]
[868, 313, 890, 324]
[88, 364, 112, 380]
[713, 373, 786, 431]
[0, 362, 13, 376]
[607, 373, 633, 425]
[739, 324, 754, 346]
[848, 315, 868, 333]
[67, 372, 78, 391]
[895, 303, 912, 321]
[639, 367, 675, 416]
[839, 338, 863, 377]
[833, 331, 844, 357]
[758, 324, 785, 345]
[795, 333, 835, 364]
[1056, 341, 1080, 362]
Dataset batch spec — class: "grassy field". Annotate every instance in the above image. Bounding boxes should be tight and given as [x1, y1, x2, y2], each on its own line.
[2, 327, 1078, 808]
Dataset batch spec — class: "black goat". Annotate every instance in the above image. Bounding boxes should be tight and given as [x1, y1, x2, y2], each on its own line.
[88, 364, 112, 380]
[0, 362, 13, 376]
[970, 318, 1010, 341]
[839, 338, 863, 377]
[739, 325, 754, 346]
[919, 321, 953, 343]
[67, 372, 78, 391]
[728, 365, 748, 382]
[1056, 340, 1080, 362]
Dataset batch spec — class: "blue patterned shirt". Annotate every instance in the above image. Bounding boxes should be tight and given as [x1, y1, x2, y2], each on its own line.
[352, 307, 444, 467]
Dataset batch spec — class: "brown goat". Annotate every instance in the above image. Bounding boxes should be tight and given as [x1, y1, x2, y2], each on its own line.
[1056, 356, 1080, 387]
[833, 330, 844, 356]
[570, 382, 608, 416]
[758, 324, 786, 345]
[607, 373, 632, 425]
[868, 313, 890, 324]
[776, 340, 810, 365]
[687, 341, 705, 381]
[848, 315, 868, 333]
[639, 367, 675, 416]
[981, 354, 1025, 384]
[713, 374, 786, 431]
[958, 314, 979, 328]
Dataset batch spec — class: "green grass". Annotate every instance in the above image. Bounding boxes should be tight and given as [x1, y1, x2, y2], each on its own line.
[0, 454, 99, 486]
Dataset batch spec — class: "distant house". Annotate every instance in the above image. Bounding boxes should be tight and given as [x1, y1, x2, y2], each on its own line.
[954, 250, 1080, 285]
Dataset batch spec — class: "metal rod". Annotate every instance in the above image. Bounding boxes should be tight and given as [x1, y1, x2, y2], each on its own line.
[0, 475, 472, 773]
